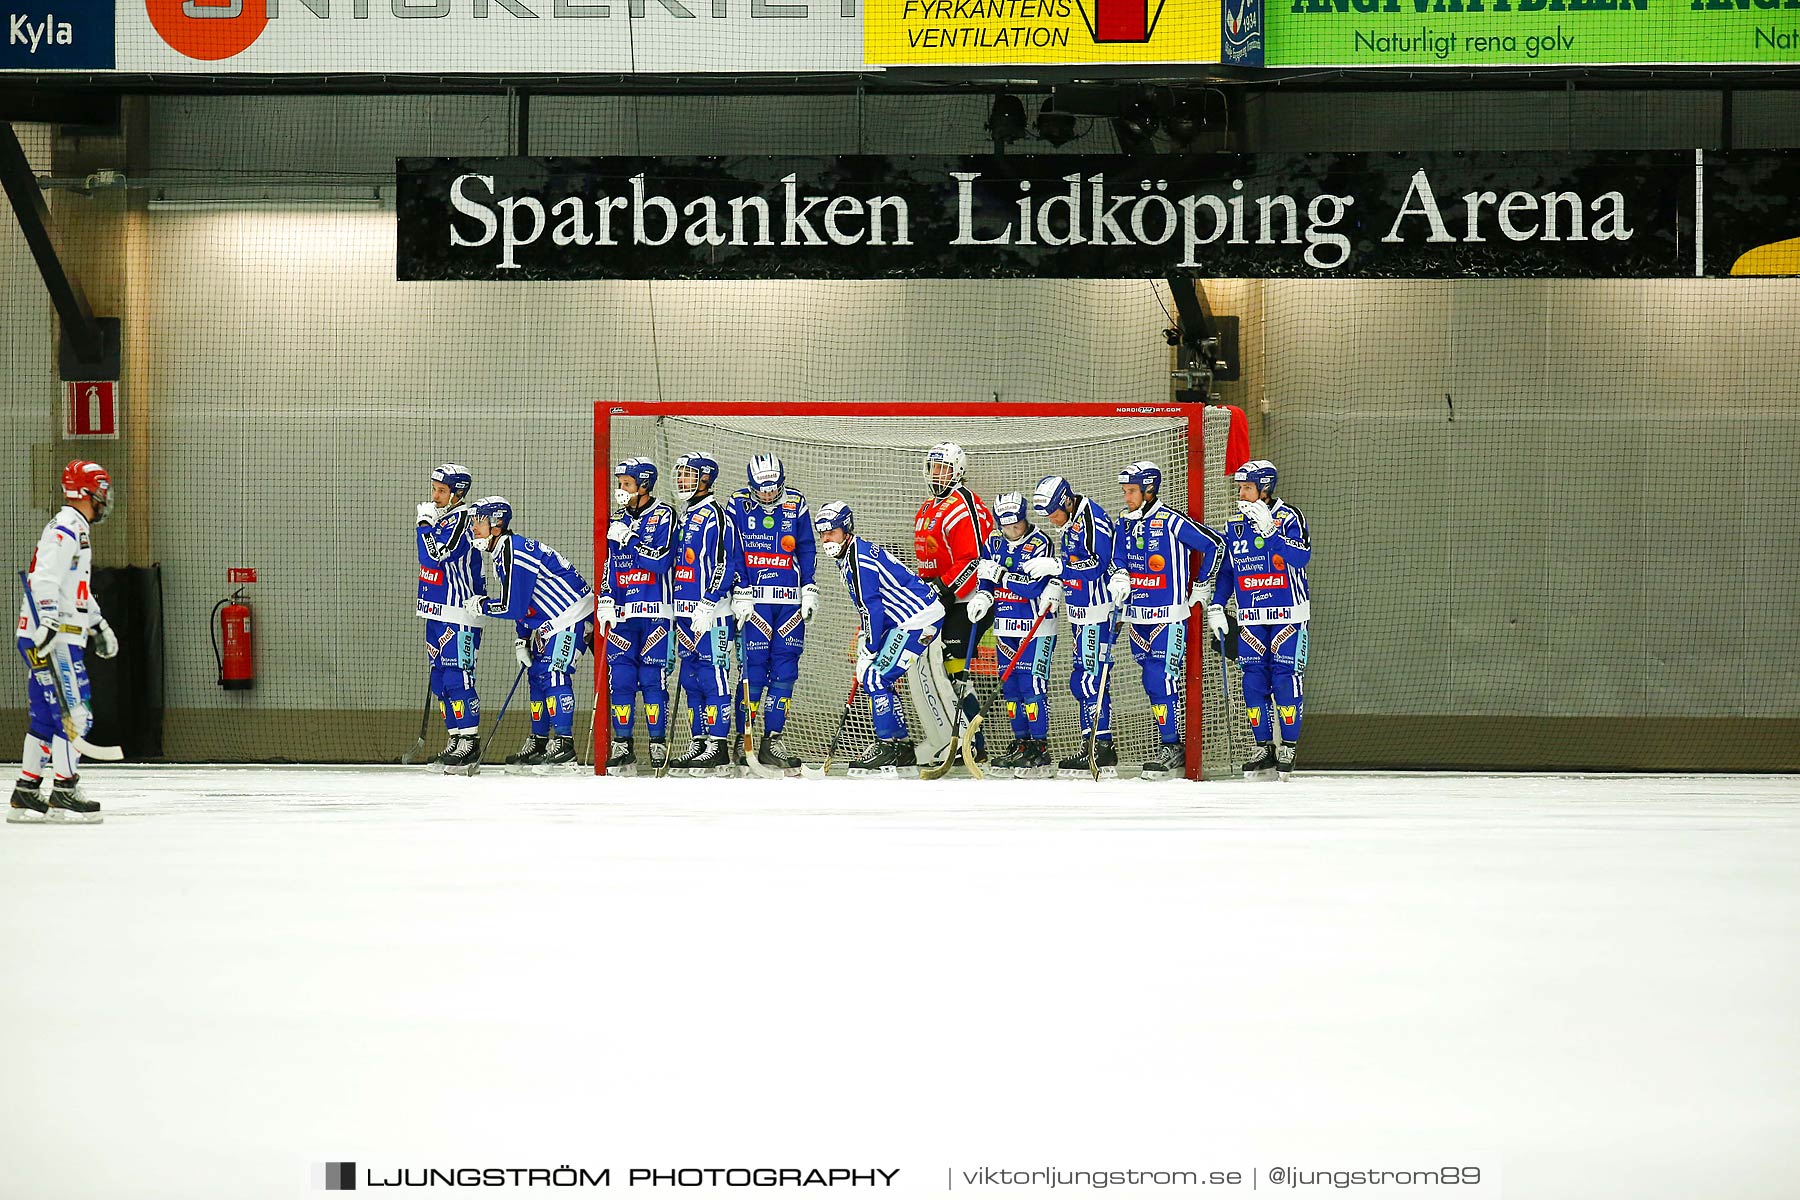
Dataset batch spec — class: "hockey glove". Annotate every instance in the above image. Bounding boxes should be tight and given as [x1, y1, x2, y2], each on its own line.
[515, 637, 533, 668]
[1207, 604, 1240, 660]
[1187, 581, 1213, 610]
[1042, 582, 1065, 610]
[26, 620, 56, 658]
[690, 599, 720, 633]
[92, 618, 119, 660]
[966, 590, 993, 623]
[1022, 556, 1062, 580]
[606, 519, 637, 547]
[1106, 570, 1132, 606]
[416, 501, 438, 526]
[1206, 604, 1230, 644]
[594, 595, 618, 636]
[1237, 499, 1278, 538]
[799, 583, 819, 621]
[854, 649, 875, 689]
[730, 588, 755, 623]
[975, 558, 1003, 583]
[460, 595, 488, 621]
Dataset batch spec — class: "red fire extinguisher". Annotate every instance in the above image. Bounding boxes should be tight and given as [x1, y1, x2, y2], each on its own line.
[212, 589, 254, 691]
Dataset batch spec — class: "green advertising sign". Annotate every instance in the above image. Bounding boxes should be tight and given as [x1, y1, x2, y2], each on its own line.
[1269, 0, 1800, 66]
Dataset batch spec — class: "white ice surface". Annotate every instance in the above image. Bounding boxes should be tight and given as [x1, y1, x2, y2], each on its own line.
[2, 769, 1798, 1200]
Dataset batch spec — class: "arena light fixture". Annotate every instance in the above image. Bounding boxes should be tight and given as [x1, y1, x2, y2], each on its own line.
[985, 94, 1029, 147]
[1034, 98, 1079, 148]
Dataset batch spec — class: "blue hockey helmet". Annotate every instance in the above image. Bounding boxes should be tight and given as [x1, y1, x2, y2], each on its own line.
[814, 500, 854, 559]
[469, 495, 513, 550]
[1118, 460, 1163, 497]
[431, 462, 472, 501]
[614, 457, 658, 492]
[993, 491, 1028, 529]
[1032, 474, 1074, 518]
[674, 452, 720, 500]
[1233, 458, 1278, 498]
[747, 453, 786, 502]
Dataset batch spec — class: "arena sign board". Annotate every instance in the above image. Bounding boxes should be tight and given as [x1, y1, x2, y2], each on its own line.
[862, 0, 1232, 65]
[398, 151, 1700, 279]
[96, 0, 864, 73]
[1267, 0, 1800, 67]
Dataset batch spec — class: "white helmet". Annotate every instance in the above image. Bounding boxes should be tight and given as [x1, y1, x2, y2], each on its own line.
[923, 442, 967, 498]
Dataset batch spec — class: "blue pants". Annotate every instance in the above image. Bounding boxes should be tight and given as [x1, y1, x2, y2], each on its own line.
[997, 631, 1055, 740]
[737, 602, 805, 736]
[606, 614, 672, 741]
[1068, 620, 1115, 740]
[676, 616, 733, 738]
[19, 637, 90, 745]
[1125, 621, 1186, 746]
[528, 624, 587, 738]
[18, 637, 92, 782]
[866, 626, 931, 741]
[426, 620, 481, 734]
[1238, 622, 1306, 744]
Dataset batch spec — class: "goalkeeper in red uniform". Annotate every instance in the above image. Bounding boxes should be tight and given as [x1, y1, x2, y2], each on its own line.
[912, 442, 996, 766]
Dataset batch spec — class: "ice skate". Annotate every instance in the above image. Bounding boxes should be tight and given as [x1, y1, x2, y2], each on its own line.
[438, 734, 481, 777]
[1275, 743, 1298, 783]
[1140, 741, 1185, 782]
[604, 738, 637, 777]
[507, 734, 547, 774]
[849, 738, 916, 779]
[987, 738, 1026, 779]
[648, 739, 670, 776]
[47, 776, 102, 824]
[9, 779, 48, 824]
[1242, 743, 1276, 781]
[1058, 739, 1118, 780]
[1015, 739, 1055, 781]
[533, 735, 578, 774]
[755, 732, 801, 778]
[670, 736, 732, 778]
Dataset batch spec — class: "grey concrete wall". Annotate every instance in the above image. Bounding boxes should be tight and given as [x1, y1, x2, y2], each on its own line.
[1258, 278, 1800, 720]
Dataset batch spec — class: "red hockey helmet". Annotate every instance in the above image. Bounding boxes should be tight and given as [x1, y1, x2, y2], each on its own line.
[62, 459, 112, 523]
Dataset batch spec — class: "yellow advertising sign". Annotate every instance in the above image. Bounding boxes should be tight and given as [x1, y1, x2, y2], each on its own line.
[866, 0, 1223, 65]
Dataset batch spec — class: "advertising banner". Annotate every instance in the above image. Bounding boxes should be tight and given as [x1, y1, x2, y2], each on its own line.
[1, 0, 114, 69]
[397, 151, 1696, 280]
[1268, 0, 1800, 67]
[1707, 150, 1800, 277]
[863, 0, 1222, 65]
[99, 0, 865, 74]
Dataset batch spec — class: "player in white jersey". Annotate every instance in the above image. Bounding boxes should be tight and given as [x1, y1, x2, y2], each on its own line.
[12, 461, 116, 823]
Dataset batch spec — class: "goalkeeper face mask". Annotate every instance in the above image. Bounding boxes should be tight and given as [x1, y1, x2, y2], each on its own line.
[821, 530, 849, 559]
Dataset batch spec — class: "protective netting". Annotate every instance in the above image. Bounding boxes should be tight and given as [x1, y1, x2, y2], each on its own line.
[608, 408, 1246, 778]
[5, 91, 1800, 772]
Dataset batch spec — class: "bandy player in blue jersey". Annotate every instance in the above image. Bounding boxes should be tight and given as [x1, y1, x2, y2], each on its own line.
[972, 492, 1061, 779]
[1028, 475, 1120, 778]
[815, 501, 947, 778]
[667, 453, 739, 778]
[1108, 460, 1225, 782]
[1207, 459, 1312, 782]
[415, 463, 487, 775]
[597, 458, 677, 777]
[727, 454, 817, 777]
[463, 497, 596, 775]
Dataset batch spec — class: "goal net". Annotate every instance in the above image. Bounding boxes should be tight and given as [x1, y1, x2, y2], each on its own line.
[595, 402, 1248, 780]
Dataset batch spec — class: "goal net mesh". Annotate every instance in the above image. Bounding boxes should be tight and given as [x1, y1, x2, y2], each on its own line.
[605, 408, 1246, 778]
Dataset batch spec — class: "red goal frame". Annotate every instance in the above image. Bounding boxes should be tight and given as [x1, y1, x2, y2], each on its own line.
[593, 401, 1210, 780]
